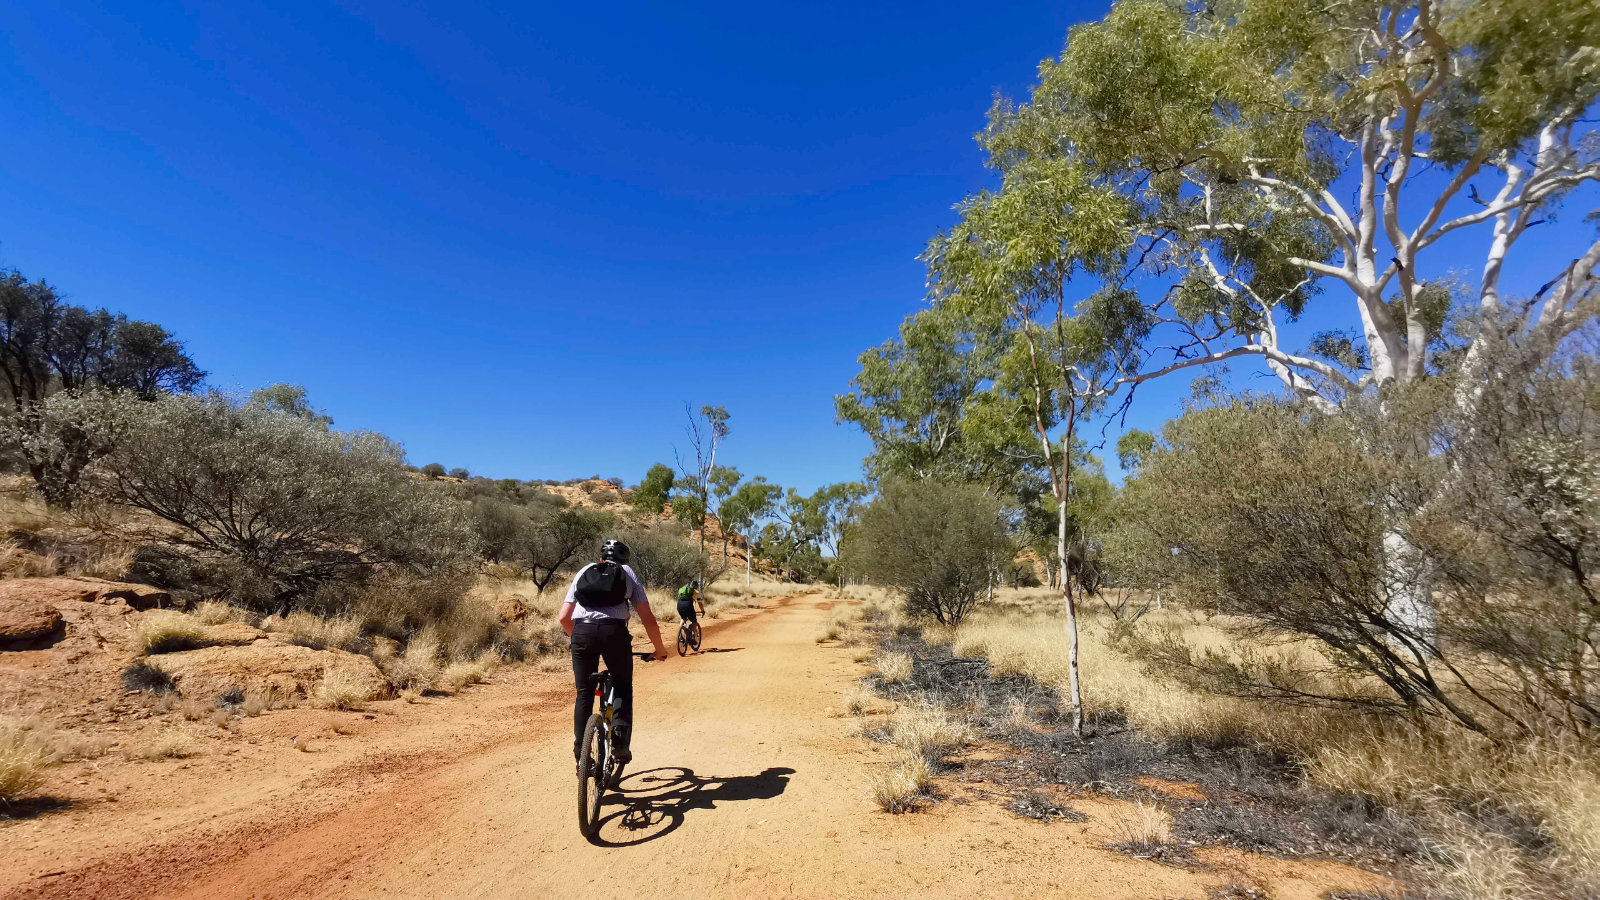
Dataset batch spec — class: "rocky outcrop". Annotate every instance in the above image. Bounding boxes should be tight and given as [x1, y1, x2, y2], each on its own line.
[0, 577, 172, 611]
[0, 596, 64, 649]
[154, 642, 390, 703]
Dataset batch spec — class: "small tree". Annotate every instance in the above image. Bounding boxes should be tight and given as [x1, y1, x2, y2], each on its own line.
[674, 404, 731, 576]
[633, 462, 676, 514]
[448, 467, 469, 480]
[522, 507, 607, 594]
[420, 462, 446, 478]
[845, 479, 1011, 625]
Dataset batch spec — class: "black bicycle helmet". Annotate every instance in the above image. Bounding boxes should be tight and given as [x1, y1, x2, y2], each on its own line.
[600, 539, 631, 565]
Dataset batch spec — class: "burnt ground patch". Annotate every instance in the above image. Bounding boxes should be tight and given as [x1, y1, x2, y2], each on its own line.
[863, 627, 1427, 878]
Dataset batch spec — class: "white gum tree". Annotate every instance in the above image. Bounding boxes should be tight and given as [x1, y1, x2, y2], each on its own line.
[917, 0, 1598, 728]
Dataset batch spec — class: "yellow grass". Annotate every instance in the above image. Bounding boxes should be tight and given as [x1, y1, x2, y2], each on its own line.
[385, 627, 443, 690]
[0, 716, 56, 800]
[881, 703, 975, 762]
[129, 727, 198, 760]
[263, 611, 363, 651]
[133, 611, 209, 655]
[312, 668, 370, 710]
[875, 651, 913, 684]
[439, 653, 497, 692]
[1106, 801, 1173, 850]
[868, 751, 933, 813]
[944, 588, 1600, 889]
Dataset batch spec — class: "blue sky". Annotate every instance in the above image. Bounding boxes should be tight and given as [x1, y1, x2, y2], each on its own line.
[2, 1, 1594, 492]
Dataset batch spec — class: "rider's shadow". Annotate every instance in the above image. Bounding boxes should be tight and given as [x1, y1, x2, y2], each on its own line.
[589, 766, 794, 847]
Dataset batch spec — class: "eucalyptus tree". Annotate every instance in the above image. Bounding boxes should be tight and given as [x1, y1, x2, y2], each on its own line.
[718, 476, 781, 584]
[673, 404, 731, 574]
[984, 0, 1600, 632]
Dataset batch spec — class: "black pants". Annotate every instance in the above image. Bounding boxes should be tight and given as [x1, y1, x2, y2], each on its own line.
[571, 618, 634, 757]
[676, 600, 698, 625]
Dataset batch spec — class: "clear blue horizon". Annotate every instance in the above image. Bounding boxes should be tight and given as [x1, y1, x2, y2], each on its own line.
[3, 2, 1594, 492]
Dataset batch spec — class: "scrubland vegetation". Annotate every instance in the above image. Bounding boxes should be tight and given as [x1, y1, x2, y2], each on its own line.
[828, 0, 1600, 896]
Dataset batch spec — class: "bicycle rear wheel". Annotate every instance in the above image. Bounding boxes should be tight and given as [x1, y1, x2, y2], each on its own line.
[577, 714, 606, 839]
[689, 621, 703, 651]
[676, 624, 689, 656]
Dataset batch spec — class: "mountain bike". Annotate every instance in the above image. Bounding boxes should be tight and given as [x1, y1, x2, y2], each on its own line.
[676, 617, 702, 656]
[577, 669, 626, 839]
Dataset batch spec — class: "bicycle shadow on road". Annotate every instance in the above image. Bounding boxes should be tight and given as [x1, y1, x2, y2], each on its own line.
[588, 766, 794, 847]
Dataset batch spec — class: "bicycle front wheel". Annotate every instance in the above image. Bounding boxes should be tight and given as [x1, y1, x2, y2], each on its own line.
[689, 621, 703, 651]
[577, 714, 606, 839]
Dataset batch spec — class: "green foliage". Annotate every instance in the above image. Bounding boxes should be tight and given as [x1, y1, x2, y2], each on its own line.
[101, 393, 478, 612]
[0, 388, 142, 507]
[1115, 429, 1155, 474]
[1108, 326, 1600, 739]
[0, 270, 204, 409]
[843, 478, 1011, 625]
[633, 462, 676, 513]
[615, 524, 701, 590]
[247, 384, 332, 429]
[420, 462, 446, 478]
[448, 467, 469, 480]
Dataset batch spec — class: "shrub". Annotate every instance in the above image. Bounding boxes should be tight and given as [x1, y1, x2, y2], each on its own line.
[264, 611, 363, 652]
[121, 659, 175, 694]
[0, 388, 142, 508]
[1109, 332, 1600, 740]
[448, 467, 469, 480]
[386, 627, 443, 691]
[841, 478, 1010, 625]
[420, 463, 445, 478]
[439, 654, 496, 692]
[102, 393, 478, 613]
[617, 524, 701, 589]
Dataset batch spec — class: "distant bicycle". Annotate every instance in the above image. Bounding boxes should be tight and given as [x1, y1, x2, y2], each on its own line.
[676, 617, 702, 656]
[577, 668, 626, 839]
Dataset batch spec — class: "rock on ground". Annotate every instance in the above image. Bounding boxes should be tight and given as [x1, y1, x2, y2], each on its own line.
[0, 595, 64, 649]
[0, 576, 173, 611]
[155, 642, 391, 703]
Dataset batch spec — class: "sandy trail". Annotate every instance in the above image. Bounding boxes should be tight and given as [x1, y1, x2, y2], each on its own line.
[1, 596, 1392, 900]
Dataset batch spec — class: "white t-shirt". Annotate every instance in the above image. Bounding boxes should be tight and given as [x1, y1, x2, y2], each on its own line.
[564, 563, 649, 622]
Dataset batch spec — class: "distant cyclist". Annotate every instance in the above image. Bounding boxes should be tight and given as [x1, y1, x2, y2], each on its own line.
[560, 539, 668, 766]
[675, 578, 706, 630]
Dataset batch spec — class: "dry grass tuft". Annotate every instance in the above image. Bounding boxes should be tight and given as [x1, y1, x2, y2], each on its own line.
[263, 611, 363, 652]
[0, 716, 57, 801]
[129, 728, 198, 760]
[869, 751, 933, 813]
[134, 611, 208, 655]
[882, 703, 975, 762]
[191, 601, 246, 626]
[439, 653, 496, 692]
[875, 651, 913, 684]
[384, 627, 443, 691]
[1106, 801, 1173, 853]
[312, 668, 370, 710]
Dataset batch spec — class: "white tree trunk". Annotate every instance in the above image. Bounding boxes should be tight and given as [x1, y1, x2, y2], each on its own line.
[746, 536, 752, 586]
[1382, 529, 1437, 648]
[1057, 493, 1085, 736]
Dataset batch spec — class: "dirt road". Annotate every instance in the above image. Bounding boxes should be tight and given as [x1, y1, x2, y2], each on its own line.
[1, 596, 1392, 899]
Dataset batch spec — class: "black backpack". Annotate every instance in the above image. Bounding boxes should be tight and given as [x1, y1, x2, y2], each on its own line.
[574, 562, 630, 606]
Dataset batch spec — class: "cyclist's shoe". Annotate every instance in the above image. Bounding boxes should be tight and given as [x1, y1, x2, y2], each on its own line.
[614, 746, 632, 766]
